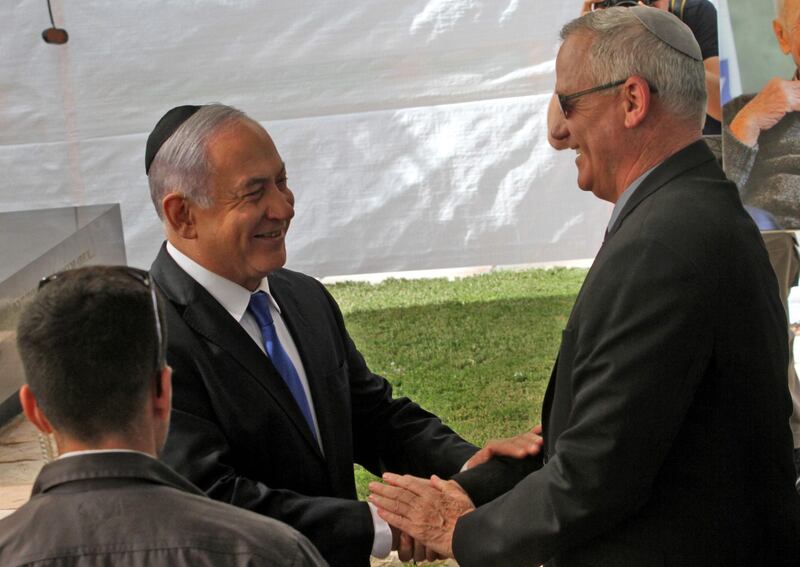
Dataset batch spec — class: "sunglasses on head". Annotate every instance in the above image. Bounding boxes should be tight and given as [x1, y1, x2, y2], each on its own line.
[38, 266, 165, 375]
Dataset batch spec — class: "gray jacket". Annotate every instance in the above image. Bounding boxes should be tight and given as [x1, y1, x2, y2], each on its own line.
[0, 451, 328, 566]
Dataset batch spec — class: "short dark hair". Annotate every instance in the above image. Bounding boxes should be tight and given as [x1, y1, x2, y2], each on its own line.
[16, 266, 167, 442]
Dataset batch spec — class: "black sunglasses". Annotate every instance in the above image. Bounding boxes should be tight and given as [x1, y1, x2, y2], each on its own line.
[557, 78, 658, 118]
[38, 267, 165, 374]
[557, 79, 626, 118]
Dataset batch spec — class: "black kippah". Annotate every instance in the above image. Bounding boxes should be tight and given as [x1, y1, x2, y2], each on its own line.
[145, 105, 202, 174]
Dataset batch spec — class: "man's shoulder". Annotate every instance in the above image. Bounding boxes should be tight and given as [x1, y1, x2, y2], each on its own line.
[269, 267, 321, 287]
[621, 146, 744, 249]
[132, 487, 324, 565]
[0, 473, 320, 566]
[170, 487, 305, 539]
[268, 268, 330, 301]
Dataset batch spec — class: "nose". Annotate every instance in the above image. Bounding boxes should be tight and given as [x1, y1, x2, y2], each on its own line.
[547, 94, 569, 150]
[265, 185, 295, 222]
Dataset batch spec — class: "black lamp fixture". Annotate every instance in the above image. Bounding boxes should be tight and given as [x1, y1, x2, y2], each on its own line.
[41, 0, 68, 45]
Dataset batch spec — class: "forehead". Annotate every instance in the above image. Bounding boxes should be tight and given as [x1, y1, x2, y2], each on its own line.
[207, 119, 282, 177]
[556, 33, 593, 89]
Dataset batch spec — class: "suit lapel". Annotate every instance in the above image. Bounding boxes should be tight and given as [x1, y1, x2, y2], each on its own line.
[267, 273, 338, 465]
[151, 244, 323, 458]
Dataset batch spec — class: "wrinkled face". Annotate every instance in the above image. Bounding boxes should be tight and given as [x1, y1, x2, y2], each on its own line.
[191, 119, 294, 290]
[549, 34, 625, 202]
[774, 0, 800, 67]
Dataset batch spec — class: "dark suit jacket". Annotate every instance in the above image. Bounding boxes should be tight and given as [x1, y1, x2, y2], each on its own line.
[151, 248, 477, 567]
[451, 141, 800, 567]
[0, 452, 326, 566]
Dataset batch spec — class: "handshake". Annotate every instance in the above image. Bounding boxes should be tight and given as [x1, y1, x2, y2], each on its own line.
[368, 425, 542, 562]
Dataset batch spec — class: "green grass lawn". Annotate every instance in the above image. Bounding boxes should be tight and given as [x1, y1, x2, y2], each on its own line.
[325, 267, 587, 500]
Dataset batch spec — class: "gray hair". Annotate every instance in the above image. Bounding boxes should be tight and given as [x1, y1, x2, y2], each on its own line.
[147, 104, 249, 219]
[561, 8, 707, 128]
[775, 0, 784, 19]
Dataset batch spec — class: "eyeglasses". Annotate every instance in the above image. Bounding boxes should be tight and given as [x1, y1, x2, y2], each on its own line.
[556, 79, 626, 118]
[556, 78, 659, 118]
[38, 266, 165, 374]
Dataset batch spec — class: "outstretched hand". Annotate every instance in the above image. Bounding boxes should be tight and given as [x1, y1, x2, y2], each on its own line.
[369, 473, 475, 559]
[465, 424, 543, 469]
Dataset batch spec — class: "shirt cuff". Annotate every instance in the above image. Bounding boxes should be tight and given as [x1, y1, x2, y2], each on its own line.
[368, 502, 393, 558]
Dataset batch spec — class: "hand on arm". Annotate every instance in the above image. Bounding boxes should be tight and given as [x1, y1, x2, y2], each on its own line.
[730, 78, 800, 146]
[465, 424, 543, 469]
[368, 473, 475, 559]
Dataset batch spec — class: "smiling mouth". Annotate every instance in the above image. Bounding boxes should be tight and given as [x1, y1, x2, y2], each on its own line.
[254, 227, 285, 239]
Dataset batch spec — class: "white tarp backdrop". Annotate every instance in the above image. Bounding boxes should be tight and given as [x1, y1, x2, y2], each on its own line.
[1, 0, 610, 277]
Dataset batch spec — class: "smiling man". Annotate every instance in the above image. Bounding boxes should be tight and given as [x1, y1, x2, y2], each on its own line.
[370, 7, 800, 566]
[144, 104, 493, 567]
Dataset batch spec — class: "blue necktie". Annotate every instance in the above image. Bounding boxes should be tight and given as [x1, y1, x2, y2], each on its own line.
[248, 291, 318, 442]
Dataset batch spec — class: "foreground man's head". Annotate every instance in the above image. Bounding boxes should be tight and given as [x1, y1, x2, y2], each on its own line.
[17, 266, 171, 456]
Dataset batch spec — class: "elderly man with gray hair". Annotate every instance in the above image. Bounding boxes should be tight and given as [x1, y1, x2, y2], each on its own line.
[370, 7, 800, 566]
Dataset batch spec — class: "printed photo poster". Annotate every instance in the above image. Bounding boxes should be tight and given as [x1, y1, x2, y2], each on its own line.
[721, 0, 800, 229]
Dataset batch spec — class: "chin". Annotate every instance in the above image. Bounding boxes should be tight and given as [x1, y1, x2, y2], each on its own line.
[259, 256, 287, 275]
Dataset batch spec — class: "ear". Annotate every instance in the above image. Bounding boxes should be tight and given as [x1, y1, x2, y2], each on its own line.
[161, 193, 197, 239]
[19, 385, 54, 435]
[773, 18, 792, 55]
[621, 76, 652, 129]
[152, 366, 172, 424]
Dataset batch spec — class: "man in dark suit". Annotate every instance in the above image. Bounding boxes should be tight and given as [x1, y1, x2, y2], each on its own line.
[144, 104, 539, 566]
[0, 266, 326, 566]
[369, 7, 800, 566]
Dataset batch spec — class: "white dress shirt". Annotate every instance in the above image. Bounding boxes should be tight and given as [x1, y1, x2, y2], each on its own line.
[165, 243, 392, 557]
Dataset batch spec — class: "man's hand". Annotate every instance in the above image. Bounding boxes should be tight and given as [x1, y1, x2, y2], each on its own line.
[369, 473, 475, 559]
[730, 78, 800, 146]
[391, 527, 441, 563]
[465, 424, 543, 469]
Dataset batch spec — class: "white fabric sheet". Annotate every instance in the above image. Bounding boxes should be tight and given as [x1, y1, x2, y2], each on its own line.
[0, 0, 610, 277]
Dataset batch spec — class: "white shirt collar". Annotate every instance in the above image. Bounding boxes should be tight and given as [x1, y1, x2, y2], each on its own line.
[166, 242, 281, 322]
